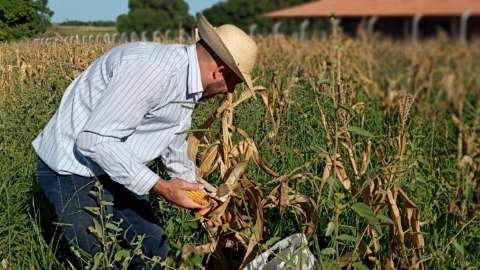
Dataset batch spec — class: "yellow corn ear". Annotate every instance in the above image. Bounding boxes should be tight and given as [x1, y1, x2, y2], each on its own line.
[186, 191, 209, 206]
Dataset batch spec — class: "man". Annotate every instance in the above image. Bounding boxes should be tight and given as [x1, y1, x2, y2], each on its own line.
[32, 14, 257, 269]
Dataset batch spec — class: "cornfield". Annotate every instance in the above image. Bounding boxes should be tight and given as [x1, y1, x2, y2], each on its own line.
[0, 31, 479, 270]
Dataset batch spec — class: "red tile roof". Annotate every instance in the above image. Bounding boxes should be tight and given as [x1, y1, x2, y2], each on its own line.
[263, 0, 480, 18]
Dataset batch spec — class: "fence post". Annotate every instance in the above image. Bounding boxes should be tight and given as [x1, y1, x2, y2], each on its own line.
[367, 16, 378, 34]
[299, 19, 310, 41]
[194, 28, 199, 41]
[460, 11, 471, 43]
[249, 24, 258, 36]
[141, 31, 148, 41]
[412, 14, 422, 42]
[164, 29, 171, 40]
[153, 31, 161, 42]
[178, 28, 184, 43]
[103, 33, 111, 43]
[120, 32, 127, 43]
[130, 32, 138, 42]
[273, 22, 282, 38]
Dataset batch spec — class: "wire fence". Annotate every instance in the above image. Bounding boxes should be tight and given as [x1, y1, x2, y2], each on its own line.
[30, 20, 317, 44]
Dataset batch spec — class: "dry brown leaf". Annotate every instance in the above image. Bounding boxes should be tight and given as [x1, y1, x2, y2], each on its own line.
[198, 144, 219, 178]
[181, 241, 217, 260]
[279, 178, 289, 217]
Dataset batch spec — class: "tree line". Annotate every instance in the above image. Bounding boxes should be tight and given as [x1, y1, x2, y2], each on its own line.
[0, 0, 311, 41]
[0, 0, 53, 41]
[117, 0, 311, 33]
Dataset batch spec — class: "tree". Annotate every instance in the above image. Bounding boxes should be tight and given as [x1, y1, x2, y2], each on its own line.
[116, 0, 194, 33]
[202, 0, 312, 33]
[0, 0, 53, 41]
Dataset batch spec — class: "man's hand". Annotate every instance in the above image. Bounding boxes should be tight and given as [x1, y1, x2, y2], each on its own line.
[196, 199, 219, 216]
[152, 178, 206, 209]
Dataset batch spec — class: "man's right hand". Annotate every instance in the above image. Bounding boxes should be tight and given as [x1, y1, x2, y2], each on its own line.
[152, 178, 205, 209]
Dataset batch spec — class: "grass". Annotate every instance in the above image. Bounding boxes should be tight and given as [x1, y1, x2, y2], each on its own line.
[0, 33, 479, 269]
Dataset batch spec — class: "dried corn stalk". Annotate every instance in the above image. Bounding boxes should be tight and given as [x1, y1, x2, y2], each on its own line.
[183, 87, 316, 269]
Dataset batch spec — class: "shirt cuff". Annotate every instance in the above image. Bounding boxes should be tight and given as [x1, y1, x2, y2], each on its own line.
[128, 167, 160, 195]
[170, 168, 197, 184]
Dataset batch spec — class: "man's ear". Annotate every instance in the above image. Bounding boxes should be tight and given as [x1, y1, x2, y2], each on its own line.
[213, 65, 226, 80]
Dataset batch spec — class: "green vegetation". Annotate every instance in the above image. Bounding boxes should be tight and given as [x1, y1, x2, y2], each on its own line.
[0, 0, 53, 41]
[203, 0, 311, 32]
[116, 0, 194, 33]
[0, 33, 479, 269]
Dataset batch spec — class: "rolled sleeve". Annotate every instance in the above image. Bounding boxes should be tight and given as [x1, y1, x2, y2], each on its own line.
[131, 166, 161, 195]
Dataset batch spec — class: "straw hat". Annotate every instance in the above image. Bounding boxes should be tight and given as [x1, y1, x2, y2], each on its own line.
[196, 13, 257, 90]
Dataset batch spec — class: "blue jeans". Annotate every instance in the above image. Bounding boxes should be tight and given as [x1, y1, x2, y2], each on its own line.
[35, 157, 168, 269]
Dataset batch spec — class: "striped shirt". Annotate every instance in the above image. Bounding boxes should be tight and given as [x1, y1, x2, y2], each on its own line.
[32, 42, 204, 195]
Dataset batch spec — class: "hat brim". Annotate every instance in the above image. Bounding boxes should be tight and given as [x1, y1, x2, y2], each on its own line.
[196, 13, 253, 90]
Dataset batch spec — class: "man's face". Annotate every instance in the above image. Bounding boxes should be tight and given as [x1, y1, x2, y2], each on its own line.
[201, 66, 242, 100]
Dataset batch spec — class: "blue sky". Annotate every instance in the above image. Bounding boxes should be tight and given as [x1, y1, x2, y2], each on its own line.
[49, 0, 219, 23]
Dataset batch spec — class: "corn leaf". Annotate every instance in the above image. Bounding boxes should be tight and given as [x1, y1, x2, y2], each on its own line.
[348, 126, 374, 138]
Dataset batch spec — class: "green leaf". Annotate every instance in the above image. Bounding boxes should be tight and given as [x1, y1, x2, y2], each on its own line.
[84, 206, 100, 216]
[369, 220, 383, 234]
[336, 103, 355, 116]
[105, 222, 122, 233]
[91, 252, 104, 270]
[92, 219, 103, 239]
[114, 249, 131, 262]
[348, 126, 374, 138]
[265, 236, 281, 247]
[175, 129, 211, 135]
[317, 79, 329, 85]
[351, 203, 376, 220]
[182, 104, 195, 110]
[452, 239, 464, 256]
[185, 220, 198, 230]
[352, 262, 369, 270]
[100, 200, 114, 206]
[166, 222, 175, 235]
[377, 214, 394, 225]
[325, 221, 336, 237]
[320, 247, 336, 255]
[191, 254, 204, 267]
[352, 203, 382, 233]
[337, 234, 356, 243]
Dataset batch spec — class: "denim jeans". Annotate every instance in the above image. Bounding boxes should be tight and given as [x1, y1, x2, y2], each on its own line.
[35, 157, 168, 269]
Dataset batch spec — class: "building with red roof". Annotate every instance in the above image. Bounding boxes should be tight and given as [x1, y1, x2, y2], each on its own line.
[263, 0, 480, 40]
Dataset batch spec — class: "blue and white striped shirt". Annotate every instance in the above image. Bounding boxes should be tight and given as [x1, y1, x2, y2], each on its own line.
[32, 42, 204, 195]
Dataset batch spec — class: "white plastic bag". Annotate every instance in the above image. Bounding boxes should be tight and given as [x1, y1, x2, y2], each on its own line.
[242, 233, 316, 270]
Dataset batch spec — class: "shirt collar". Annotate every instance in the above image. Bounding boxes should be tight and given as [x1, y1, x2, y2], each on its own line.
[186, 44, 204, 101]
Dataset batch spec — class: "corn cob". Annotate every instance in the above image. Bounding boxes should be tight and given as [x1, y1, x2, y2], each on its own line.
[186, 190, 209, 206]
